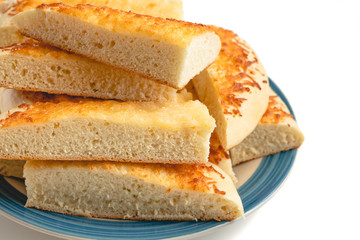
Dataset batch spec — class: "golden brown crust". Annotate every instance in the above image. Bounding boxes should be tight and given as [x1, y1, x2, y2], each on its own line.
[261, 94, 294, 124]
[5, 0, 34, 15]
[0, 93, 85, 128]
[192, 25, 269, 150]
[230, 89, 304, 165]
[0, 91, 215, 164]
[0, 92, 214, 130]
[207, 26, 268, 117]
[12, 4, 218, 89]
[208, 133, 229, 165]
[5, 0, 183, 19]
[24, 160, 241, 221]
[33, 3, 211, 46]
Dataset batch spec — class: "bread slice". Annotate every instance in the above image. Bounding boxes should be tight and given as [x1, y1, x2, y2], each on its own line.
[0, 0, 183, 47]
[24, 160, 243, 221]
[0, 101, 232, 181]
[0, 89, 215, 163]
[11, 3, 221, 89]
[230, 89, 304, 165]
[0, 0, 182, 100]
[0, 159, 25, 178]
[0, 40, 177, 101]
[192, 26, 270, 150]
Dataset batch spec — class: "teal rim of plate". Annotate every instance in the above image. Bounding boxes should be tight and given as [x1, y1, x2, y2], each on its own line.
[0, 78, 298, 240]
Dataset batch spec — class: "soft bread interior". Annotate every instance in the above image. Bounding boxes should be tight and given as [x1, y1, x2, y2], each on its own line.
[0, 118, 212, 163]
[11, 6, 221, 89]
[24, 161, 243, 221]
[0, 0, 183, 47]
[230, 123, 304, 165]
[0, 41, 177, 101]
[179, 32, 222, 88]
[230, 90, 304, 165]
[0, 90, 215, 163]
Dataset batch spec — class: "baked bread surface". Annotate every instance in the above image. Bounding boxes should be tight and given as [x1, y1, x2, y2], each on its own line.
[24, 160, 243, 221]
[4, 0, 183, 19]
[11, 3, 220, 89]
[0, 90, 215, 163]
[0, 39, 177, 101]
[192, 26, 270, 150]
[230, 89, 304, 165]
[0, 0, 183, 47]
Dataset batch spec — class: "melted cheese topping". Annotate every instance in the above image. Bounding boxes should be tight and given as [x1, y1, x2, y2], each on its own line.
[206, 26, 268, 117]
[0, 90, 215, 131]
[261, 90, 294, 124]
[5, 0, 183, 19]
[33, 3, 210, 47]
[208, 133, 229, 165]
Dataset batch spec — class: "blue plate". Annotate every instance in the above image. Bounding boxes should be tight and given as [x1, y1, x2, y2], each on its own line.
[0, 79, 298, 240]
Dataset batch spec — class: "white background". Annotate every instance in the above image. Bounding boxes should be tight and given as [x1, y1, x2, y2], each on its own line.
[1, 0, 360, 239]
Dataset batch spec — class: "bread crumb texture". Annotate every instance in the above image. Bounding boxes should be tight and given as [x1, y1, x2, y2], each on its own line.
[0, 39, 178, 101]
[35, 3, 208, 46]
[24, 161, 243, 220]
[230, 90, 304, 165]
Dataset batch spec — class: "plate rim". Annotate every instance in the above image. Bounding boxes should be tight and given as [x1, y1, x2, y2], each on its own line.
[0, 78, 299, 240]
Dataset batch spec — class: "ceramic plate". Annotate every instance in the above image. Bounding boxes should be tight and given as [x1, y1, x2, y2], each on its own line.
[0, 79, 298, 240]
